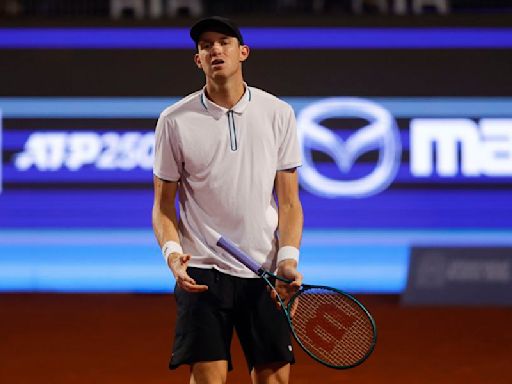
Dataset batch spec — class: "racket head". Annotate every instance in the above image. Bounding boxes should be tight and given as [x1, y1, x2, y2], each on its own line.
[286, 285, 377, 369]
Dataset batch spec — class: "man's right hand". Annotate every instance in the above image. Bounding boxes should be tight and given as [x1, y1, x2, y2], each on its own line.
[168, 253, 208, 293]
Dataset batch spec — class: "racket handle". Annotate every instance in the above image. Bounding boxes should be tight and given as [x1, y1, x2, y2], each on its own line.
[217, 236, 263, 275]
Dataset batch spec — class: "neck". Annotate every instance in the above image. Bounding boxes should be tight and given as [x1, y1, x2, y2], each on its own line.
[205, 75, 245, 109]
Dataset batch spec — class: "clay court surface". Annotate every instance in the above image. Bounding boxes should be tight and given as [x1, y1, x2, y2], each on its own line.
[1, 294, 511, 384]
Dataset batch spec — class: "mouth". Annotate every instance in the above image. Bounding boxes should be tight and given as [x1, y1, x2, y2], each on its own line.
[211, 59, 225, 66]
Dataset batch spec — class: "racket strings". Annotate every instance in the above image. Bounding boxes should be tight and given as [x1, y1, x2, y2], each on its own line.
[290, 287, 375, 367]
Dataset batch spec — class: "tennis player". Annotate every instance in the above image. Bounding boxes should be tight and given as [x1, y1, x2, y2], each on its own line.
[152, 16, 303, 384]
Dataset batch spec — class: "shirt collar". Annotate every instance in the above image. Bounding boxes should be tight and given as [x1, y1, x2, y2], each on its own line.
[200, 83, 252, 120]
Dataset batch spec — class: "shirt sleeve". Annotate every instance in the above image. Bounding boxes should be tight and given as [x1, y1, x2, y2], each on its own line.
[277, 104, 302, 171]
[153, 113, 181, 181]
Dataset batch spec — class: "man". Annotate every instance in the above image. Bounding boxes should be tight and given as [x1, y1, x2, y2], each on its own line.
[152, 16, 303, 384]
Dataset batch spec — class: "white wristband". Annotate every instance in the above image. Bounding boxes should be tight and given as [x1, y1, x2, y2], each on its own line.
[277, 246, 300, 265]
[162, 240, 183, 262]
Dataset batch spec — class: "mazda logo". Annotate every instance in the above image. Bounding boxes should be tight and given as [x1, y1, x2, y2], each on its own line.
[297, 98, 401, 198]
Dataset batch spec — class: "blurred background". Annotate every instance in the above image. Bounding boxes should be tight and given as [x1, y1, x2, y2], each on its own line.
[1, 1, 512, 383]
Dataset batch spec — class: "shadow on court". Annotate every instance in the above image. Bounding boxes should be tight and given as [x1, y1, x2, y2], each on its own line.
[1, 294, 511, 383]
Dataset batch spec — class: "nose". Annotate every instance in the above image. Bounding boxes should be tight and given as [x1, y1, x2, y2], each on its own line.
[210, 42, 222, 55]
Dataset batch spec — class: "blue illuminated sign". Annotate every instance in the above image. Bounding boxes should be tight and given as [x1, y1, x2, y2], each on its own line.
[9, 130, 154, 182]
[0, 229, 411, 293]
[2, 97, 512, 118]
[0, 109, 2, 194]
[1, 228, 512, 293]
[2, 97, 512, 293]
[0, 28, 511, 49]
[2, 97, 512, 191]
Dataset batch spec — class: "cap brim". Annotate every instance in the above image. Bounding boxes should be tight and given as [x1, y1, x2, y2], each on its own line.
[190, 17, 243, 45]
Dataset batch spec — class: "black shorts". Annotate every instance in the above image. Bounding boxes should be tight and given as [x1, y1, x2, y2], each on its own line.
[169, 267, 295, 372]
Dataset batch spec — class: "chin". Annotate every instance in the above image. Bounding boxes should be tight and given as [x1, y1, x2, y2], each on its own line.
[210, 72, 229, 81]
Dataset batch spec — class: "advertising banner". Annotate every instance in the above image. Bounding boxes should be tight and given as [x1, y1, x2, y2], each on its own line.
[403, 247, 512, 305]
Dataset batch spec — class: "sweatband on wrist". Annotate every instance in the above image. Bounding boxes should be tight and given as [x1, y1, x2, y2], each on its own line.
[277, 246, 300, 265]
[162, 240, 183, 262]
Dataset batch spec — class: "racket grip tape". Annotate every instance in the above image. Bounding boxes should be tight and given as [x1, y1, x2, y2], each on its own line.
[217, 236, 263, 275]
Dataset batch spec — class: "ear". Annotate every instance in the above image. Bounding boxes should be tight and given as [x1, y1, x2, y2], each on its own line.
[239, 45, 250, 62]
[194, 53, 202, 69]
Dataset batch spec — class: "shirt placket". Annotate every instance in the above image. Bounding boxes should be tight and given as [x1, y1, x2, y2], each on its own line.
[227, 110, 238, 151]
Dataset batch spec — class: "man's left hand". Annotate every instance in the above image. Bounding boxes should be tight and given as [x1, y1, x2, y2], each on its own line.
[271, 259, 303, 317]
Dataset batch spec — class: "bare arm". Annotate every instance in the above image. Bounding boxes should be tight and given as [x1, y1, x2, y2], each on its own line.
[273, 168, 304, 312]
[275, 168, 303, 252]
[152, 175, 180, 248]
[152, 175, 207, 292]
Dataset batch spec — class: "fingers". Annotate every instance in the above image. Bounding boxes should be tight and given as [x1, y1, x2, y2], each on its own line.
[180, 254, 191, 264]
[289, 297, 299, 318]
[171, 254, 208, 293]
[266, 285, 283, 310]
[269, 287, 282, 309]
[168, 253, 190, 271]
[181, 281, 209, 293]
[271, 277, 302, 313]
[278, 265, 303, 287]
[290, 271, 303, 287]
[284, 267, 302, 287]
[272, 285, 295, 310]
[176, 274, 208, 292]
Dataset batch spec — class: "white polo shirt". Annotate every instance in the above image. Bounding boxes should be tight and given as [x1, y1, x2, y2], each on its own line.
[153, 85, 301, 278]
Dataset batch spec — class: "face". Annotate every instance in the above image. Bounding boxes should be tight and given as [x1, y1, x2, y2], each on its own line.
[194, 31, 249, 82]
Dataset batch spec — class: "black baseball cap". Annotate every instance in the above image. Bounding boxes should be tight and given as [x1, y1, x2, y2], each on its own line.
[190, 16, 244, 46]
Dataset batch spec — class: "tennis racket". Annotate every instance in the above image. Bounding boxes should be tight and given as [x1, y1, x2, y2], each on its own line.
[217, 236, 377, 369]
